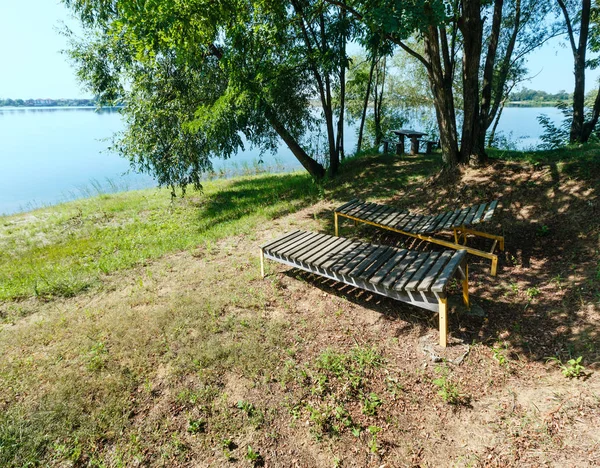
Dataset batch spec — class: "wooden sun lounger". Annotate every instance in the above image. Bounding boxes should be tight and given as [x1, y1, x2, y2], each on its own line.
[260, 230, 469, 347]
[334, 199, 504, 276]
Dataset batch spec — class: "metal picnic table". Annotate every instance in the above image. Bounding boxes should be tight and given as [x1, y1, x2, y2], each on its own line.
[393, 129, 427, 155]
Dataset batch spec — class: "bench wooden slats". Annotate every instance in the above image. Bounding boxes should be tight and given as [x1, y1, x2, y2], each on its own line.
[472, 203, 487, 224]
[481, 200, 499, 222]
[393, 251, 434, 291]
[260, 229, 302, 250]
[338, 244, 379, 276]
[296, 235, 343, 263]
[368, 250, 408, 285]
[335, 199, 359, 214]
[348, 245, 390, 278]
[319, 240, 362, 270]
[261, 231, 470, 348]
[275, 231, 322, 257]
[312, 238, 355, 268]
[373, 206, 394, 224]
[358, 247, 397, 281]
[432, 250, 467, 292]
[381, 251, 419, 289]
[403, 251, 442, 291]
[364, 204, 388, 222]
[417, 250, 454, 292]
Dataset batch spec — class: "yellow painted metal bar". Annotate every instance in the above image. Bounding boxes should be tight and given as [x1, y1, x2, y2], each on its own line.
[334, 212, 339, 237]
[260, 248, 265, 278]
[462, 264, 470, 308]
[438, 297, 448, 347]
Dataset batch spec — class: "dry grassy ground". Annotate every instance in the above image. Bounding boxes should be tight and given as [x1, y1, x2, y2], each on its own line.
[1, 151, 599, 467]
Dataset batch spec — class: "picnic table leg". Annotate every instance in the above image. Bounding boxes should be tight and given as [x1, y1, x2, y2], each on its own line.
[383, 140, 389, 154]
[260, 248, 265, 278]
[491, 255, 498, 276]
[396, 140, 403, 155]
[410, 137, 419, 155]
[426, 141, 434, 154]
[438, 296, 448, 347]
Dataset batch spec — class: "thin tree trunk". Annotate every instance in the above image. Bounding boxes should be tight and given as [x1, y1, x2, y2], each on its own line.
[357, 56, 376, 153]
[264, 106, 326, 179]
[336, 7, 346, 160]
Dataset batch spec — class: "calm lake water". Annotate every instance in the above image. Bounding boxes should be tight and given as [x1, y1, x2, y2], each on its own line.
[0, 106, 563, 215]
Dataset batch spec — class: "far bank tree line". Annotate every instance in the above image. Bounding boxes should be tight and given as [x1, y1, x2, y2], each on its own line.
[63, 0, 600, 190]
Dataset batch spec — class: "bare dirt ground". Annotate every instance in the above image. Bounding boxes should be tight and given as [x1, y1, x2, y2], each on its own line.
[2, 155, 599, 467]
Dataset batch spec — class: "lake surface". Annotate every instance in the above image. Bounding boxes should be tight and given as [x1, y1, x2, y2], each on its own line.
[0, 106, 564, 215]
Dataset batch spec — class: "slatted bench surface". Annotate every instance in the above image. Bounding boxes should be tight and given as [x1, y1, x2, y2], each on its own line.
[261, 230, 466, 308]
[335, 199, 499, 234]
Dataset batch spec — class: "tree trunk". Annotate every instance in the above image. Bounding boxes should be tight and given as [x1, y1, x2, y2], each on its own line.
[336, 7, 346, 161]
[582, 84, 600, 141]
[423, 23, 460, 165]
[264, 106, 326, 179]
[459, 0, 485, 164]
[357, 57, 376, 153]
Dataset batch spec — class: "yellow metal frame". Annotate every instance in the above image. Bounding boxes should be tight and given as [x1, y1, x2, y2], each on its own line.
[334, 211, 504, 276]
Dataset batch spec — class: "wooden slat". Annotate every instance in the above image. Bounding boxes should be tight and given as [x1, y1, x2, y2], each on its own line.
[462, 205, 480, 227]
[328, 242, 369, 272]
[313, 237, 355, 268]
[338, 244, 379, 276]
[373, 206, 394, 224]
[364, 204, 388, 222]
[274, 231, 322, 257]
[433, 210, 456, 231]
[381, 251, 419, 289]
[392, 252, 432, 291]
[482, 200, 499, 222]
[345, 200, 368, 218]
[278, 232, 328, 259]
[395, 213, 417, 231]
[417, 250, 454, 292]
[404, 252, 441, 291]
[369, 250, 409, 285]
[451, 207, 471, 228]
[402, 214, 424, 233]
[264, 230, 311, 254]
[358, 247, 397, 281]
[383, 210, 408, 228]
[412, 215, 435, 234]
[260, 230, 301, 250]
[347, 245, 390, 277]
[419, 211, 447, 233]
[352, 201, 376, 219]
[431, 250, 467, 293]
[295, 234, 341, 263]
[471, 202, 487, 224]
[335, 199, 359, 214]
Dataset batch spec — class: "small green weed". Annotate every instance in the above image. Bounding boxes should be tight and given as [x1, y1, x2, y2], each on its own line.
[361, 392, 382, 416]
[432, 366, 468, 405]
[547, 356, 586, 378]
[187, 418, 206, 434]
[526, 286, 541, 301]
[367, 425, 382, 454]
[245, 445, 262, 465]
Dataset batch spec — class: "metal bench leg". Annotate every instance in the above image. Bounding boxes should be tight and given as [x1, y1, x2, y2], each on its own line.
[438, 297, 448, 347]
[462, 264, 470, 308]
[260, 248, 265, 278]
[491, 255, 498, 276]
[334, 212, 339, 237]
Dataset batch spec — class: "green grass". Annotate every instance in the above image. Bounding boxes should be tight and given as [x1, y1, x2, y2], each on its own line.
[0, 172, 320, 304]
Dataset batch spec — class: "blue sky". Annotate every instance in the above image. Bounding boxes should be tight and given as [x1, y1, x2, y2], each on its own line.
[0, 1, 598, 99]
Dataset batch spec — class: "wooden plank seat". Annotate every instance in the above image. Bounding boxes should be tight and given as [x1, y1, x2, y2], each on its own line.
[334, 199, 504, 276]
[417, 139, 439, 154]
[260, 230, 469, 347]
[382, 139, 401, 155]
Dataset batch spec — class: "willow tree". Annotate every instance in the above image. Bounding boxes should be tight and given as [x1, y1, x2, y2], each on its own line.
[63, 0, 360, 187]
